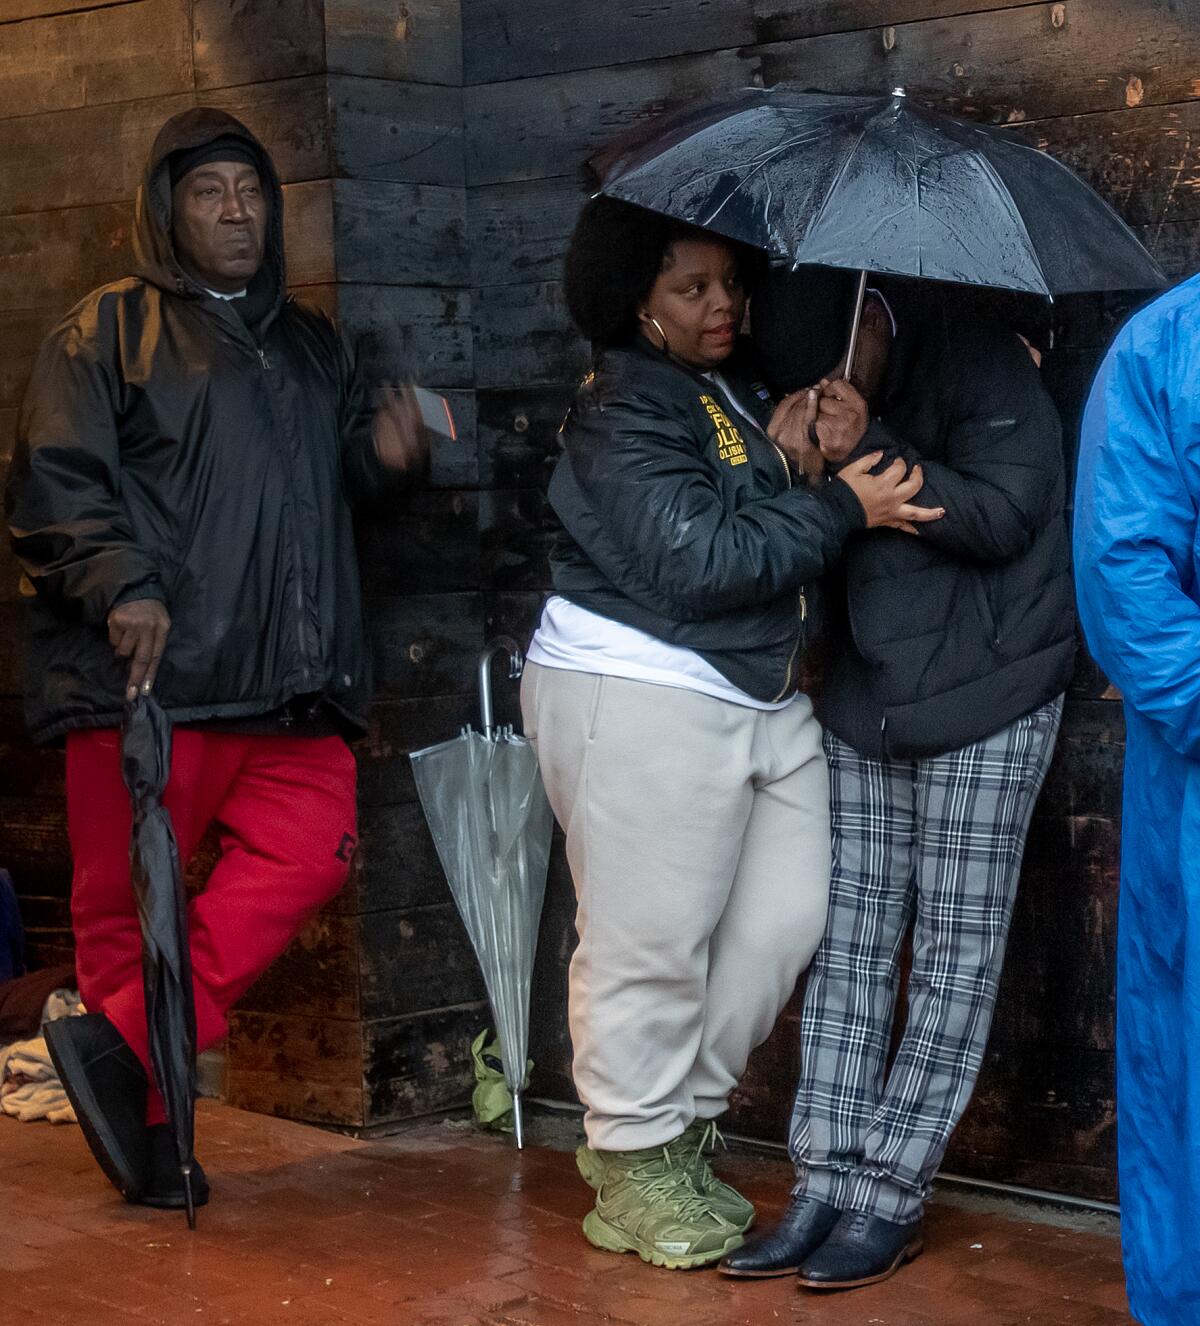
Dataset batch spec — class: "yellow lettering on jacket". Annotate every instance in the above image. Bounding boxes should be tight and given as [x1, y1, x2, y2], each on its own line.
[700, 393, 748, 466]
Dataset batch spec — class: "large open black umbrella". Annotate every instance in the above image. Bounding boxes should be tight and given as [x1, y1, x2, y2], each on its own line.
[591, 86, 1165, 373]
[121, 694, 199, 1227]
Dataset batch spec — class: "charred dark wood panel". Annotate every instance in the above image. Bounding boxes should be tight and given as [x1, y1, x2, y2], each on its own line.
[330, 76, 464, 187]
[359, 903, 487, 1019]
[351, 801, 452, 915]
[476, 385, 573, 490]
[473, 280, 586, 389]
[464, 48, 759, 187]
[0, 795, 71, 897]
[326, 0, 463, 87]
[0, 702, 64, 799]
[363, 1000, 489, 1123]
[753, 0, 1047, 44]
[193, 0, 324, 90]
[357, 491, 481, 597]
[226, 1010, 364, 1126]
[354, 695, 479, 808]
[526, 839, 577, 1105]
[0, 77, 330, 217]
[468, 175, 584, 289]
[236, 912, 361, 1021]
[758, 2, 1200, 124]
[0, 308, 57, 410]
[484, 592, 549, 731]
[336, 282, 473, 387]
[1016, 101, 1200, 229]
[0, 0, 191, 120]
[334, 179, 469, 287]
[365, 591, 484, 698]
[463, 0, 757, 86]
[479, 489, 552, 591]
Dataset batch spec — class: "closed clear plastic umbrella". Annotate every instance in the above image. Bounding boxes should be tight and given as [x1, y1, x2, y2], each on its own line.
[409, 638, 554, 1147]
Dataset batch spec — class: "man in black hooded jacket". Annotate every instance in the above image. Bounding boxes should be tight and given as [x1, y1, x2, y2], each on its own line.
[5, 109, 427, 1209]
[720, 269, 1072, 1289]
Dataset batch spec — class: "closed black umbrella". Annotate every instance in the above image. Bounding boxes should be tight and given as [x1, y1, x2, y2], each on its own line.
[592, 86, 1165, 373]
[121, 694, 198, 1228]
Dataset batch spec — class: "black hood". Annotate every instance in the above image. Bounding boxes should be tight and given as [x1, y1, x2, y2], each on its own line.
[132, 108, 285, 312]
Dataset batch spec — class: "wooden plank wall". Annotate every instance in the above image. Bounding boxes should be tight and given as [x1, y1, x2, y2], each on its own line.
[460, 0, 1200, 1201]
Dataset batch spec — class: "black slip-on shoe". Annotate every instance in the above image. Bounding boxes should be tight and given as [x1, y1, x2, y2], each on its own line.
[796, 1210, 924, 1290]
[44, 1013, 149, 1201]
[136, 1124, 210, 1210]
[719, 1195, 842, 1278]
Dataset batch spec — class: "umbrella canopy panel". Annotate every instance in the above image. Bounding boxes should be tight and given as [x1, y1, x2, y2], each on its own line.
[595, 88, 1164, 296]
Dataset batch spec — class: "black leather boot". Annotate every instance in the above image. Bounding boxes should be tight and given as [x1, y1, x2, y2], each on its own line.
[44, 1013, 148, 1200]
[719, 1194, 842, 1277]
[797, 1209, 924, 1289]
[136, 1125, 211, 1210]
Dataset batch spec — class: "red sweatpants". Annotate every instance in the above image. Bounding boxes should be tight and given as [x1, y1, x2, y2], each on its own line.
[66, 728, 358, 1124]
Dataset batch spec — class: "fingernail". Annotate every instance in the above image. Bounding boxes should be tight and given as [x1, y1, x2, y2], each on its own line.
[126, 687, 137, 701]
[142, 680, 152, 694]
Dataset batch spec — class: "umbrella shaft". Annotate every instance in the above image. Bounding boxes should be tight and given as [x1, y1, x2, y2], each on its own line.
[843, 269, 869, 385]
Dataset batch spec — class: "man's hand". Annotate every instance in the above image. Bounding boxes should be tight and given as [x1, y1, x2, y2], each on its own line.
[373, 385, 431, 474]
[107, 598, 171, 701]
[813, 378, 869, 463]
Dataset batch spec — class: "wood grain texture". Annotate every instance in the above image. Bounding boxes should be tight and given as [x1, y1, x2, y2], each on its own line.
[193, 0, 324, 90]
[326, 0, 462, 87]
[476, 385, 572, 490]
[753, 0, 1047, 44]
[359, 903, 487, 1019]
[464, 47, 759, 186]
[354, 695, 479, 809]
[0, 0, 191, 119]
[336, 282, 473, 387]
[357, 491, 481, 598]
[463, 0, 756, 85]
[226, 1010, 364, 1126]
[236, 912, 362, 1021]
[0, 77, 330, 218]
[330, 76, 464, 187]
[365, 591, 484, 698]
[759, 1, 1200, 124]
[468, 175, 584, 288]
[472, 280, 586, 389]
[363, 1000, 489, 1123]
[335, 179, 469, 287]
[2, 0, 134, 20]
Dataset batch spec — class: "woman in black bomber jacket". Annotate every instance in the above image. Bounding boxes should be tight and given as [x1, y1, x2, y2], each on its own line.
[520, 198, 941, 1270]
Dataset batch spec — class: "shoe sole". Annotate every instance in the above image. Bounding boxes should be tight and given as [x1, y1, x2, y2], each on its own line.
[137, 1187, 211, 1211]
[582, 1209, 744, 1270]
[719, 1262, 804, 1279]
[44, 1021, 144, 1201]
[796, 1238, 924, 1291]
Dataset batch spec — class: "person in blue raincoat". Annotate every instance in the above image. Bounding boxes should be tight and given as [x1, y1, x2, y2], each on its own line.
[1074, 269, 1200, 1326]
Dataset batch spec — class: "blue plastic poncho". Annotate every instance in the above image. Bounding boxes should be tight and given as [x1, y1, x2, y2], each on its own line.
[1074, 271, 1200, 1326]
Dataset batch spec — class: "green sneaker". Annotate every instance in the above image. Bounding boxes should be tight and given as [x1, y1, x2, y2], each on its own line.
[669, 1121, 755, 1234]
[577, 1123, 755, 1234]
[581, 1144, 744, 1270]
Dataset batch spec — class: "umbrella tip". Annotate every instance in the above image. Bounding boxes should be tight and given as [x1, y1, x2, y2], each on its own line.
[183, 1169, 197, 1231]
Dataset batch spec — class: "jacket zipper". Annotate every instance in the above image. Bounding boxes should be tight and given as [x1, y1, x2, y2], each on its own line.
[255, 343, 310, 684]
[769, 441, 808, 703]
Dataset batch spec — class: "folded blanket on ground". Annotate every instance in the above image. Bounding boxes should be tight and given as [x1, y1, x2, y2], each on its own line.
[0, 990, 83, 1124]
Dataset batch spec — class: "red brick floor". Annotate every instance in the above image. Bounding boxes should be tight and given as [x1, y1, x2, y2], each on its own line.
[0, 1100, 1131, 1325]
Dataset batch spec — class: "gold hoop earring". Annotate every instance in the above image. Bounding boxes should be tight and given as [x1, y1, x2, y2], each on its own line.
[645, 315, 669, 354]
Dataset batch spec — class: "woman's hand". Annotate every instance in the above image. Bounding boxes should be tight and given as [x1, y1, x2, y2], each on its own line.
[768, 390, 825, 484]
[836, 452, 945, 533]
[813, 378, 869, 463]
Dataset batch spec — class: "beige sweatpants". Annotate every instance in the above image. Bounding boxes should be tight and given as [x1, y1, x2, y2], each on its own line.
[521, 662, 831, 1152]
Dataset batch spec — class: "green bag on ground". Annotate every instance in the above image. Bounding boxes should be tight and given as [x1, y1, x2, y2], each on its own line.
[471, 1029, 532, 1134]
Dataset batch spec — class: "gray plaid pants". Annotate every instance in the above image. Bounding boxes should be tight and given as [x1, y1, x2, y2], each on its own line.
[789, 695, 1063, 1223]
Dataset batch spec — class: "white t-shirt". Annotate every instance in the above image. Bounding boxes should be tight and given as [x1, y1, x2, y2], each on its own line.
[529, 374, 795, 711]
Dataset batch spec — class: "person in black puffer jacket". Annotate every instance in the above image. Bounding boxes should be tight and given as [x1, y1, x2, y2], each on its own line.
[721, 268, 1072, 1290]
[523, 199, 941, 1271]
[5, 109, 428, 1213]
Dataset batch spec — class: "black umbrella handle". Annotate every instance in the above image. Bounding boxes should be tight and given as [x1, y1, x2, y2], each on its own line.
[479, 637, 523, 739]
